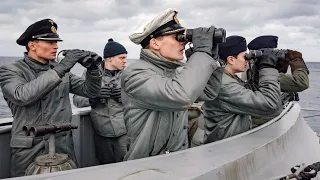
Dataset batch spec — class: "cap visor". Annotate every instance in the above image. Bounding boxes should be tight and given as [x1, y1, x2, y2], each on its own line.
[162, 28, 185, 35]
[36, 38, 63, 41]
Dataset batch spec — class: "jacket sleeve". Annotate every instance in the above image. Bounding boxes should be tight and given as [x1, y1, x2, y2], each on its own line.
[197, 67, 224, 101]
[219, 68, 282, 116]
[280, 68, 309, 92]
[72, 95, 90, 108]
[122, 52, 219, 111]
[72, 70, 91, 108]
[69, 70, 102, 99]
[0, 65, 62, 106]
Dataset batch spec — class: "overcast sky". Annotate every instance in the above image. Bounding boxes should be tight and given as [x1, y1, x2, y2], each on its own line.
[0, 0, 319, 61]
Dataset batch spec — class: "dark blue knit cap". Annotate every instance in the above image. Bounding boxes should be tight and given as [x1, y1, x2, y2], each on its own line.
[103, 38, 127, 58]
[248, 35, 278, 50]
[218, 35, 247, 60]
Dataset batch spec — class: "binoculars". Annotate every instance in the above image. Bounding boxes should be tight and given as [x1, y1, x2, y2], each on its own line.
[23, 123, 78, 137]
[61, 50, 103, 68]
[245, 50, 263, 60]
[245, 49, 288, 61]
[176, 27, 226, 44]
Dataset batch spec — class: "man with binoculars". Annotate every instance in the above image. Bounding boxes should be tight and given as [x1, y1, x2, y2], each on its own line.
[244, 35, 310, 127]
[121, 8, 224, 160]
[202, 35, 282, 143]
[73, 38, 128, 165]
[0, 19, 102, 177]
[245, 35, 309, 93]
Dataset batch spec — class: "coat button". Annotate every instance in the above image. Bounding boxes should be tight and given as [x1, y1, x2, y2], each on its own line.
[42, 96, 47, 100]
[183, 125, 188, 129]
[60, 95, 64, 98]
[61, 108, 65, 111]
[43, 110, 47, 114]
[173, 132, 177, 136]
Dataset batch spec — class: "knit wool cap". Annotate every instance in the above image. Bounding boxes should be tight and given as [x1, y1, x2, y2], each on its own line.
[103, 38, 127, 58]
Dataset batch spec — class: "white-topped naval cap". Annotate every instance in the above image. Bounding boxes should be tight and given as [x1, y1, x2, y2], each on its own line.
[129, 8, 185, 47]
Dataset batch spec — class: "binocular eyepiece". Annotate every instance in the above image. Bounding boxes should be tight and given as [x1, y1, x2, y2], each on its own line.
[61, 50, 103, 68]
[176, 27, 226, 44]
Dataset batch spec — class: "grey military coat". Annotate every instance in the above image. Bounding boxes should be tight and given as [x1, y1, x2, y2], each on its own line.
[73, 68, 126, 137]
[121, 49, 222, 160]
[0, 55, 101, 176]
[202, 68, 282, 143]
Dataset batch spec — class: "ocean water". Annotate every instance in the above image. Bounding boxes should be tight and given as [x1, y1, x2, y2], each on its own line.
[0, 57, 319, 132]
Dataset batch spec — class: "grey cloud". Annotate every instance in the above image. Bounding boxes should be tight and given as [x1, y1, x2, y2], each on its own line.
[267, 4, 319, 20]
[294, 0, 320, 5]
[8, 0, 159, 26]
[0, 0, 54, 14]
[0, 0, 32, 13]
[0, 0, 319, 62]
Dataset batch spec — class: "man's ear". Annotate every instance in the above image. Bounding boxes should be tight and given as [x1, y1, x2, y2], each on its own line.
[149, 38, 161, 50]
[226, 56, 234, 65]
[28, 41, 36, 51]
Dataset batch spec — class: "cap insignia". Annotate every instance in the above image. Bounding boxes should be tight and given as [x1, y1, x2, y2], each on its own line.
[48, 19, 57, 33]
[173, 14, 180, 25]
[51, 26, 57, 33]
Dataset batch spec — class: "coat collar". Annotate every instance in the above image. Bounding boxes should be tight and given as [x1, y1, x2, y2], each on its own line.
[140, 49, 184, 70]
[23, 53, 57, 73]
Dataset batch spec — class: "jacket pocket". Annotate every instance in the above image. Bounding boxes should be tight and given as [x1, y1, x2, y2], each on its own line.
[10, 135, 33, 148]
[90, 111, 115, 137]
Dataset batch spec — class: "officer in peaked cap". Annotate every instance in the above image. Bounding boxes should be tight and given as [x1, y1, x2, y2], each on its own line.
[0, 18, 102, 177]
[121, 8, 223, 160]
[130, 8, 185, 48]
[16, 18, 62, 46]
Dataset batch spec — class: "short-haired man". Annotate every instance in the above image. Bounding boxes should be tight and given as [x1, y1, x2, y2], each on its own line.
[73, 38, 128, 164]
[0, 19, 102, 177]
[121, 8, 222, 160]
[247, 35, 309, 126]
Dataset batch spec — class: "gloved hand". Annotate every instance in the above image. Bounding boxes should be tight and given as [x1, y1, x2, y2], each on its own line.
[258, 49, 279, 70]
[85, 51, 101, 76]
[54, 49, 90, 78]
[111, 87, 121, 99]
[286, 49, 302, 60]
[275, 58, 289, 73]
[286, 49, 309, 74]
[86, 52, 101, 70]
[191, 26, 215, 56]
[111, 87, 122, 103]
[100, 86, 112, 99]
[291, 164, 318, 180]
